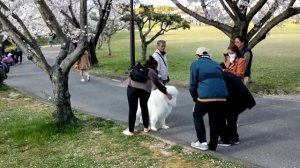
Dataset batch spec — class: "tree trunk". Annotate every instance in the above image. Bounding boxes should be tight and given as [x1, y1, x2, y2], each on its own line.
[141, 41, 147, 61]
[0, 35, 4, 56]
[88, 40, 98, 65]
[0, 42, 3, 57]
[98, 35, 103, 49]
[229, 23, 248, 46]
[107, 36, 112, 56]
[51, 67, 77, 123]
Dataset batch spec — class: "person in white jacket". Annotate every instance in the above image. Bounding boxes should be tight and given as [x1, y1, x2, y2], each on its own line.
[152, 40, 170, 85]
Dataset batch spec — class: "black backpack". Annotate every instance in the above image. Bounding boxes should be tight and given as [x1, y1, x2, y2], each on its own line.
[129, 63, 149, 83]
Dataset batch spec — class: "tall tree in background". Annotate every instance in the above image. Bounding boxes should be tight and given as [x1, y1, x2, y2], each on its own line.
[60, 0, 112, 65]
[0, 32, 7, 56]
[123, 4, 190, 60]
[172, 0, 300, 48]
[0, 0, 88, 123]
[91, 4, 127, 56]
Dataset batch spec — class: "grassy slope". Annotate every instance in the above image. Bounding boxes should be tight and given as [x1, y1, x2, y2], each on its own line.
[0, 86, 245, 168]
[92, 23, 300, 95]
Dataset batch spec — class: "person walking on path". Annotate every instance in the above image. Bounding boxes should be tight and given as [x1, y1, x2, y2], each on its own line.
[189, 47, 229, 151]
[123, 56, 172, 136]
[234, 36, 253, 86]
[223, 44, 246, 80]
[15, 46, 23, 64]
[152, 40, 169, 85]
[75, 50, 90, 82]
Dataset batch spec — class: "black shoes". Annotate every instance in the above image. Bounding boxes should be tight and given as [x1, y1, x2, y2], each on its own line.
[217, 140, 232, 147]
[231, 140, 240, 145]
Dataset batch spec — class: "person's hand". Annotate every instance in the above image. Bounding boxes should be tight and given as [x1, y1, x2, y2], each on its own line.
[165, 93, 172, 100]
[166, 76, 170, 83]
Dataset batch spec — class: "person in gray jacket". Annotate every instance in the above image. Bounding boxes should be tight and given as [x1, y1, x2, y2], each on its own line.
[152, 40, 169, 85]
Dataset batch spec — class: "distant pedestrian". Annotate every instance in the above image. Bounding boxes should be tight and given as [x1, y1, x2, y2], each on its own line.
[152, 40, 169, 85]
[189, 47, 229, 151]
[223, 44, 246, 80]
[234, 36, 253, 86]
[74, 50, 90, 82]
[15, 46, 23, 64]
[123, 56, 172, 136]
[6, 53, 15, 66]
[48, 32, 56, 47]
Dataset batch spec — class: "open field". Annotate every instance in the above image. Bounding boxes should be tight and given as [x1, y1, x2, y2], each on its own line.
[91, 23, 300, 95]
[0, 86, 245, 168]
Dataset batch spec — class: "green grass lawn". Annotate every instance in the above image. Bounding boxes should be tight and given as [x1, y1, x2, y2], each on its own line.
[0, 86, 245, 168]
[91, 23, 300, 95]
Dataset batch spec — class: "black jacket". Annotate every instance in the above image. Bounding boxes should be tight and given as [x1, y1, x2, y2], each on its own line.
[223, 72, 256, 115]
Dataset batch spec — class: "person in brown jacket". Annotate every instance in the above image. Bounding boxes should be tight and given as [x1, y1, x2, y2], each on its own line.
[223, 45, 246, 80]
[218, 45, 246, 147]
[123, 56, 172, 136]
[75, 50, 90, 82]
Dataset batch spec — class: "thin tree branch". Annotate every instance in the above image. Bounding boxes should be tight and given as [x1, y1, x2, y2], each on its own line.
[60, 10, 80, 28]
[68, 2, 80, 28]
[246, 0, 268, 22]
[224, 0, 243, 20]
[0, 10, 51, 75]
[289, 0, 296, 7]
[171, 0, 232, 37]
[249, 7, 300, 48]
[146, 29, 164, 45]
[199, 0, 209, 18]
[34, 0, 69, 43]
[0, 1, 38, 45]
[60, 0, 88, 74]
[144, 21, 159, 37]
[92, 0, 112, 45]
[247, 2, 279, 40]
[220, 0, 235, 20]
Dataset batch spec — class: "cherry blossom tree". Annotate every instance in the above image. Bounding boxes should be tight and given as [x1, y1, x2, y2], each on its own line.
[0, 33, 7, 56]
[172, 0, 300, 48]
[0, 0, 88, 123]
[93, 4, 128, 56]
[59, 0, 112, 65]
[290, 14, 300, 23]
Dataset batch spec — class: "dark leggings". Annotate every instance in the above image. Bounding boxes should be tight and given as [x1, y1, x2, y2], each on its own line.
[127, 86, 150, 132]
[193, 101, 227, 151]
[222, 110, 239, 142]
[16, 51, 22, 63]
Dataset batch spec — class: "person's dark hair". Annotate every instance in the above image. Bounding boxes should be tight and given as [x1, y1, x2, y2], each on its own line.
[235, 35, 248, 47]
[228, 44, 243, 58]
[146, 56, 158, 70]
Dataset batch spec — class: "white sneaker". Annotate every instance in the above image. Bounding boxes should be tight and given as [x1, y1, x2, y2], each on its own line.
[81, 78, 85, 82]
[87, 75, 90, 81]
[191, 140, 208, 150]
[122, 128, 134, 136]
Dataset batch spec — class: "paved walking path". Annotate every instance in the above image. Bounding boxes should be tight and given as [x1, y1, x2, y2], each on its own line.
[5, 47, 300, 168]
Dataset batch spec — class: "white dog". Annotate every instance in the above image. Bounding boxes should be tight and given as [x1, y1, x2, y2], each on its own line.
[135, 85, 178, 131]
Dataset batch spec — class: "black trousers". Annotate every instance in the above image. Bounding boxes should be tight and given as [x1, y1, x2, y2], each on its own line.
[16, 51, 22, 64]
[222, 109, 239, 142]
[193, 101, 227, 151]
[127, 86, 150, 132]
